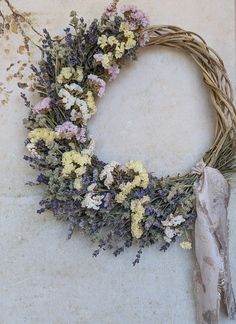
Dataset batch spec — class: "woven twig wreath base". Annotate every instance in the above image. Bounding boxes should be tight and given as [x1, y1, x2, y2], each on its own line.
[146, 25, 236, 178]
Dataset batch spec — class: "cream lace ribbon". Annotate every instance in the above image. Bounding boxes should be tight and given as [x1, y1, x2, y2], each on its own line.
[193, 163, 236, 323]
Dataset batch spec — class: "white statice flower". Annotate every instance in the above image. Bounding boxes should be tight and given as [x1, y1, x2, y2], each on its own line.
[171, 215, 185, 226]
[81, 192, 103, 210]
[81, 138, 95, 156]
[70, 109, 81, 122]
[87, 183, 97, 192]
[100, 161, 119, 188]
[161, 214, 185, 227]
[64, 83, 83, 94]
[58, 88, 76, 110]
[164, 227, 176, 243]
[26, 143, 40, 158]
[76, 98, 91, 124]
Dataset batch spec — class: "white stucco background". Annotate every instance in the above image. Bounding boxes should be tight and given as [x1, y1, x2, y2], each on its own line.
[0, 1, 235, 323]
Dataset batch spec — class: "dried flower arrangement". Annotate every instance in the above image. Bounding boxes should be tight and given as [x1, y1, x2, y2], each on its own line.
[23, 5, 197, 260]
[1, 0, 236, 322]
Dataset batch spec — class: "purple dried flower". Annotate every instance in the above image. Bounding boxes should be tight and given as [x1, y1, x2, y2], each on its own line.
[153, 220, 162, 228]
[21, 92, 31, 108]
[139, 31, 149, 47]
[82, 173, 91, 186]
[92, 169, 99, 182]
[37, 173, 49, 184]
[94, 53, 104, 62]
[108, 64, 120, 81]
[145, 206, 159, 218]
[125, 21, 137, 31]
[134, 189, 146, 199]
[103, 192, 111, 208]
[144, 219, 152, 230]
[76, 127, 87, 143]
[121, 5, 149, 29]
[42, 28, 53, 48]
[131, 10, 149, 27]
[32, 97, 52, 114]
[103, 0, 119, 17]
[88, 74, 106, 97]
[55, 121, 78, 137]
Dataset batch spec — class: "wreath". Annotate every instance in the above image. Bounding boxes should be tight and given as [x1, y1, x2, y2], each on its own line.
[23, 2, 235, 258]
[1, 0, 236, 322]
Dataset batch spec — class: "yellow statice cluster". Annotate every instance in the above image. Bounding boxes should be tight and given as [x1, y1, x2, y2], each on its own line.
[97, 35, 108, 49]
[115, 160, 149, 203]
[180, 241, 192, 250]
[108, 36, 118, 46]
[56, 66, 83, 84]
[97, 35, 118, 49]
[119, 22, 137, 50]
[130, 196, 150, 239]
[97, 31, 135, 60]
[97, 34, 124, 59]
[62, 150, 91, 190]
[126, 38, 136, 50]
[115, 42, 125, 59]
[28, 128, 59, 146]
[86, 91, 96, 114]
[101, 52, 113, 69]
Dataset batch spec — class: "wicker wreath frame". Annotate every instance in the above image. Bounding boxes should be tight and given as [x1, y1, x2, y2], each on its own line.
[146, 25, 236, 177]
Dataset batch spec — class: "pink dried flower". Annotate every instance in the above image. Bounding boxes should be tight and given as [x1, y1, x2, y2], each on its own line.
[121, 5, 149, 29]
[108, 64, 120, 81]
[94, 53, 104, 62]
[32, 97, 51, 114]
[88, 74, 106, 97]
[55, 121, 78, 136]
[125, 21, 137, 31]
[131, 10, 149, 27]
[76, 128, 87, 143]
[139, 31, 149, 47]
[104, 0, 119, 17]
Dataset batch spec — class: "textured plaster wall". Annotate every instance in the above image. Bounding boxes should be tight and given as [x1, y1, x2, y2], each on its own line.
[0, 1, 235, 323]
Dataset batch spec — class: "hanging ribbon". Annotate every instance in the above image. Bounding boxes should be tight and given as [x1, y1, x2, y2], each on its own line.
[193, 163, 236, 323]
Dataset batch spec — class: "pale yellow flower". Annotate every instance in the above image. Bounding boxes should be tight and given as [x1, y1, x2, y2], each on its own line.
[119, 22, 129, 32]
[86, 91, 96, 114]
[56, 67, 74, 83]
[56, 66, 83, 84]
[107, 36, 118, 46]
[180, 241, 192, 250]
[115, 160, 149, 203]
[115, 42, 125, 59]
[98, 35, 108, 49]
[125, 38, 136, 50]
[62, 150, 91, 178]
[127, 161, 149, 188]
[28, 128, 59, 146]
[101, 52, 113, 69]
[115, 192, 126, 204]
[130, 196, 150, 239]
[74, 178, 82, 190]
[75, 67, 84, 82]
[124, 30, 135, 39]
